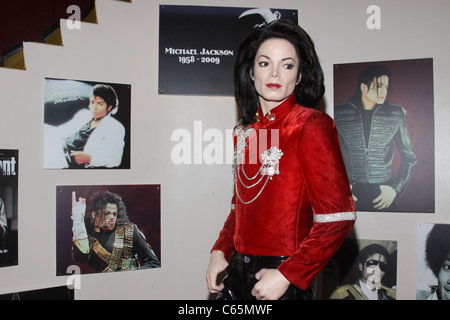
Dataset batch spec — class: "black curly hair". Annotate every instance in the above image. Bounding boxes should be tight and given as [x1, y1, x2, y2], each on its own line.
[425, 224, 450, 277]
[86, 190, 130, 232]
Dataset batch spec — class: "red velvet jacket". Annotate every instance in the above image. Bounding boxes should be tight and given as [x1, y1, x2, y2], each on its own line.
[212, 95, 356, 290]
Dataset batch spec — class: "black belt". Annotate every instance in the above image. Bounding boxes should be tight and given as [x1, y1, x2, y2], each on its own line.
[231, 251, 289, 269]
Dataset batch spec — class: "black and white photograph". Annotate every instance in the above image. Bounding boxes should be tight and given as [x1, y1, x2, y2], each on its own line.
[0, 149, 18, 269]
[417, 223, 450, 300]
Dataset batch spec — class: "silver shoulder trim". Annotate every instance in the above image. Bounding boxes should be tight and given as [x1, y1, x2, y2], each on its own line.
[314, 211, 357, 223]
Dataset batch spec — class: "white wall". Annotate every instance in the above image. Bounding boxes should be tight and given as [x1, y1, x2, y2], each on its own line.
[0, 0, 448, 300]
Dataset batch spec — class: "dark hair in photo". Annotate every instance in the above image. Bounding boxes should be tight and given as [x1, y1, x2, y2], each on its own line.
[357, 243, 391, 266]
[234, 19, 325, 125]
[425, 224, 450, 277]
[354, 65, 392, 97]
[91, 84, 119, 110]
[339, 243, 392, 285]
[86, 190, 130, 232]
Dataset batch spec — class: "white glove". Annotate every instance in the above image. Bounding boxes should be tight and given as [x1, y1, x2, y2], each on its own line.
[71, 191, 87, 242]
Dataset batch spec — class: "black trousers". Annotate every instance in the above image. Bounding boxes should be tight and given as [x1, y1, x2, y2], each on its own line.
[217, 252, 316, 300]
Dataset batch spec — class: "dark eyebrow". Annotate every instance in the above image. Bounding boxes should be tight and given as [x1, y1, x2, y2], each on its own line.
[258, 54, 270, 60]
[258, 55, 296, 62]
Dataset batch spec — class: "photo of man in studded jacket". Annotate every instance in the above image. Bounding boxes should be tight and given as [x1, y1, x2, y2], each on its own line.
[334, 65, 417, 212]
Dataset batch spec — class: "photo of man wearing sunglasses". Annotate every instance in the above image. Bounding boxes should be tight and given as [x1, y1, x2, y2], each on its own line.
[330, 243, 396, 300]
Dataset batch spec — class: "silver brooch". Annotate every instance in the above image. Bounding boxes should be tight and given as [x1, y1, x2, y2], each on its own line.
[261, 147, 283, 178]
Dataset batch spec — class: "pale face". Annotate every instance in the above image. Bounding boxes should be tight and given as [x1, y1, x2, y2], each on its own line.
[362, 75, 389, 106]
[251, 38, 301, 113]
[89, 95, 112, 120]
[359, 253, 387, 290]
[92, 203, 118, 231]
[437, 253, 450, 300]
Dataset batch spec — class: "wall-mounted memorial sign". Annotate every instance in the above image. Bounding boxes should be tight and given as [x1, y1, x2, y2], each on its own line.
[159, 5, 298, 95]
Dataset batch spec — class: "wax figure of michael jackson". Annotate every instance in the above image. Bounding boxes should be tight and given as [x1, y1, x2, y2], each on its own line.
[206, 19, 356, 300]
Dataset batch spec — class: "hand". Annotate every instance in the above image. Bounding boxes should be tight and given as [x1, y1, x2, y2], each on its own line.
[206, 250, 229, 294]
[70, 151, 92, 165]
[350, 184, 358, 202]
[373, 185, 397, 210]
[71, 191, 88, 244]
[71, 191, 86, 220]
[251, 269, 290, 300]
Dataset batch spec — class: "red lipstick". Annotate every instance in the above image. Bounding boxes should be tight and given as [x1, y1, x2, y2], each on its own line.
[266, 83, 281, 89]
